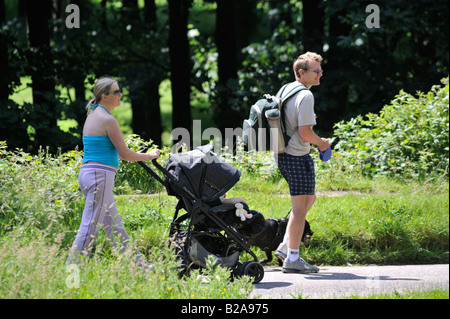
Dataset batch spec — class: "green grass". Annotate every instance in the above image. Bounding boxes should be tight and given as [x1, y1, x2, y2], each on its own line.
[0, 234, 253, 299]
[112, 185, 449, 267]
[346, 288, 449, 299]
[305, 193, 448, 266]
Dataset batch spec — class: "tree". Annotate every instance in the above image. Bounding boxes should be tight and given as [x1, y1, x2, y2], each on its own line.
[318, 2, 352, 134]
[168, 0, 192, 144]
[0, 0, 8, 101]
[125, 0, 164, 146]
[213, 0, 240, 133]
[302, 0, 324, 53]
[24, 0, 57, 149]
[0, 0, 27, 149]
[2, 0, 448, 152]
[321, 0, 449, 135]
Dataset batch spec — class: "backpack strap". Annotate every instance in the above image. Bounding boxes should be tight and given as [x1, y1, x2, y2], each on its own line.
[275, 82, 309, 143]
[276, 82, 308, 103]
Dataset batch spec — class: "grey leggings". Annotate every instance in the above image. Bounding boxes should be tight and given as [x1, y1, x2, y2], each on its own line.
[67, 163, 133, 264]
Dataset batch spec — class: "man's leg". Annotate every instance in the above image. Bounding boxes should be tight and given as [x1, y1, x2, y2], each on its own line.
[283, 194, 319, 273]
[275, 195, 316, 261]
[287, 194, 316, 251]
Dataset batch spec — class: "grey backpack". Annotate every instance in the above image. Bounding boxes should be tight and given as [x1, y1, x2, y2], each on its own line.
[243, 82, 308, 153]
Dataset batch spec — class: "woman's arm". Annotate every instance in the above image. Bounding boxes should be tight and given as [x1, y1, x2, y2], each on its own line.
[106, 117, 160, 162]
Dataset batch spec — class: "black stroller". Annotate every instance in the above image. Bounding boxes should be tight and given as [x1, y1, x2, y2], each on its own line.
[138, 145, 266, 283]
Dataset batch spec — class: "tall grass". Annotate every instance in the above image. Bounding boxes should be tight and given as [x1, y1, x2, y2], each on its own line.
[0, 233, 253, 299]
[304, 193, 449, 265]
[0, 143, 255, 299]
[346, 288, 449, 299]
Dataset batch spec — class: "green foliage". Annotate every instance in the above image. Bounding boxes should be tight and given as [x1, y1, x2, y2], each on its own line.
[0, 235, 253, 299]
[346, 288, 449, 299]
[333, 77, 449, 180]
[306, 193, 449, 265]
[232, 23, 301, 119]
[4, 0, 449, 149]
[0, 142, 254, 299]
[0, 143, 83, 245]
[114, 134, 167, 194]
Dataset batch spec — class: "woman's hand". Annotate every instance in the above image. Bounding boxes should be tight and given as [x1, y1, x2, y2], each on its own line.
[147, 149, 160, 160]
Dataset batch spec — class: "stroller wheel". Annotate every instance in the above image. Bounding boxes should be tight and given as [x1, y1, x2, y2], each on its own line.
[241, 261, 264, 284]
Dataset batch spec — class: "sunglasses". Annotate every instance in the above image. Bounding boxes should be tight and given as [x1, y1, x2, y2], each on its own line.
[110, 89, 122, 95]
[307, 68, 324, 75]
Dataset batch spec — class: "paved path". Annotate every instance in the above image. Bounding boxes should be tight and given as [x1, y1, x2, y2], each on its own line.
[251, 264, 449, 299]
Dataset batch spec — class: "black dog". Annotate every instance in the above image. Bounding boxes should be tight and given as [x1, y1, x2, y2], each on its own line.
[245, 212, 313, 266]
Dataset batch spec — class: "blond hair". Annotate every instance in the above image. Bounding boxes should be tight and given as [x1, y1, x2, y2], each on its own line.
[85, 75, 118, 112]
[293, 52, 323, 80]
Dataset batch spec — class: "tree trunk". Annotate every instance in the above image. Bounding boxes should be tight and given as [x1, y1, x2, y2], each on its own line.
[168, 0, 192, 145]
[302, 0, 324, 53]
[321, 12, 351, 134]
[24, 0, 57, 149]
[129, 0, 162, 146]
[214, 0, 240, 133]
[0, 0, 8, 100]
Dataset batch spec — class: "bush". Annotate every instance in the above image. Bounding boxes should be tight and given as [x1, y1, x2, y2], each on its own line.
[0, 143, 83, 245]
[114, 134, 167, 194]
[333, 77, 449, 180]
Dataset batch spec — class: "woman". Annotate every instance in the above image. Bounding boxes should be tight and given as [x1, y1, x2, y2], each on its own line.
[67, 75, 160, 266]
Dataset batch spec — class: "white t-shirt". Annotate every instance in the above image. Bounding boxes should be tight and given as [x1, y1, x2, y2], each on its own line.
[284, 88, 316, 156]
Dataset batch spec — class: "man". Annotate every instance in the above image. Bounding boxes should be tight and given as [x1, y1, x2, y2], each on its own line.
[275, 52, 330, 273]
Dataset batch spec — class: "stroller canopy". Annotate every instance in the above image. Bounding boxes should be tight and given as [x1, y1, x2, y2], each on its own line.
[164, 145, 241, 203]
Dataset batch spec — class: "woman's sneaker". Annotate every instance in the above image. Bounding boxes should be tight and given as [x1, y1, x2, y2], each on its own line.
[275, 242, 287, 261]
[282, 257, 319, 273]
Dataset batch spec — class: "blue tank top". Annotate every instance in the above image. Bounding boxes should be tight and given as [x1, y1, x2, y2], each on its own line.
[82, 104, 119, 167]
[82, 135, 119, 167]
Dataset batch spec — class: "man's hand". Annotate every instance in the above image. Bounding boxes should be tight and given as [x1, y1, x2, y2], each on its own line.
[318, 138, 330, 151]
[298, 125, 330, 151]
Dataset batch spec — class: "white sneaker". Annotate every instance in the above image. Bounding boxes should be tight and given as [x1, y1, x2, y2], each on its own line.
[275, 242, 287, 261]
[282, 257, 319, 273]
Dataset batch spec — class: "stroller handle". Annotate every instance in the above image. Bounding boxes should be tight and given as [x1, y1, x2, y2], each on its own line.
[150, 158, 179, 185]
[135, 148, 164, 185]
[137, 160, 164, 185]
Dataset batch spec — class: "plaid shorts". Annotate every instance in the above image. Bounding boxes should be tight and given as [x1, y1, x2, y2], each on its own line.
[277, 153, 315, 196]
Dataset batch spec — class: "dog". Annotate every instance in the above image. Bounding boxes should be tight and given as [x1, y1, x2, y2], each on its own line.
[245, 211, 314, 266]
